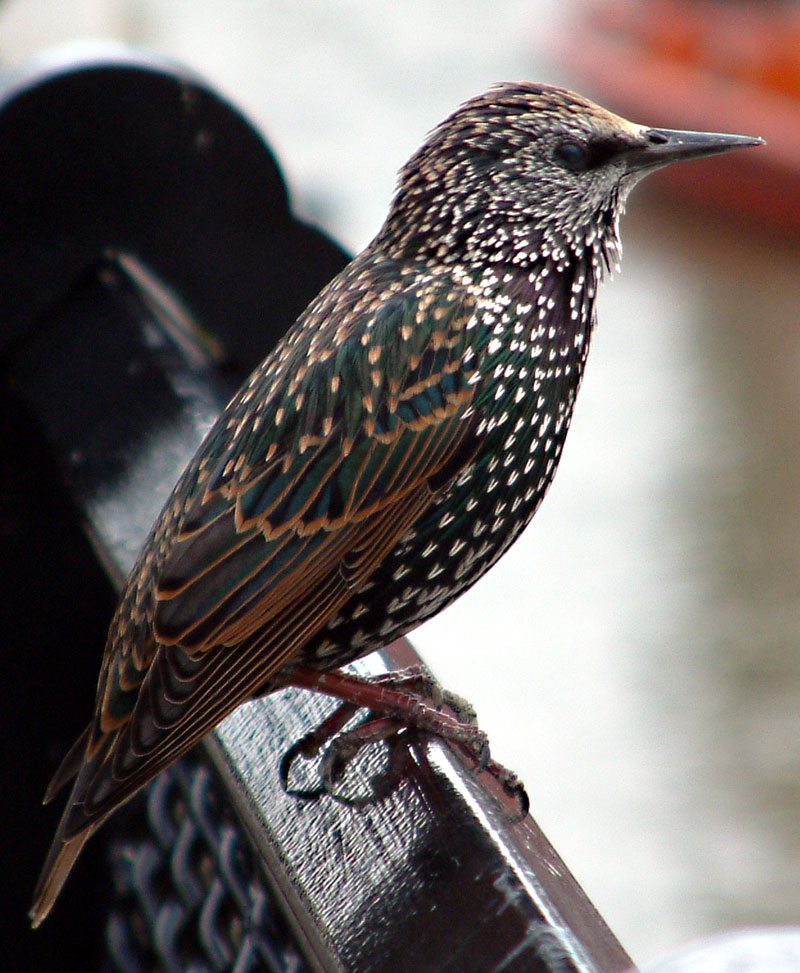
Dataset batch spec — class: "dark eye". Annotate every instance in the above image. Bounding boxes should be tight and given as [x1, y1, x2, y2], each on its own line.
[553, 139, 590, 171]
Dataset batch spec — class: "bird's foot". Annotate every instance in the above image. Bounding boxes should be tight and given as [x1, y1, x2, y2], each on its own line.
[281, 664, 528, 815]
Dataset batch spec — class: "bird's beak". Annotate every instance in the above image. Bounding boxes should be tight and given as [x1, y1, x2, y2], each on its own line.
[624, 127, 765, 173]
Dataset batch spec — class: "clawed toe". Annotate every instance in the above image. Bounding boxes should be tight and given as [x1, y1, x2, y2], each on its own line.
[281, 666, 528, 817]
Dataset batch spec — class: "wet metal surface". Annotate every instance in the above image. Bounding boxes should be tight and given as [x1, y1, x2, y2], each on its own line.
[208, 673, 630, 973]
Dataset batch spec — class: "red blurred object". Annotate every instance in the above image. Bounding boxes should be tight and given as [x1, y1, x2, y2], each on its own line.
[559, 0, 800, 235]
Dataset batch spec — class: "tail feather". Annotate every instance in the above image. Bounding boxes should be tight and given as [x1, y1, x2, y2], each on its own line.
[43, 724, 91, 805]
[29, 820, 94, 928]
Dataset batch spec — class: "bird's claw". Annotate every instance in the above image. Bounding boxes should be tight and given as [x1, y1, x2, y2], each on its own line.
[281, 666, 527, 819]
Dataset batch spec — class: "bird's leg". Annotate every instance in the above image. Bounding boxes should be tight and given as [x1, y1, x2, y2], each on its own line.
[280, 665, 467, 798]
[355, 664, 479, 726]
[288, 665, 490, 758]
[285, 664, 528, 814]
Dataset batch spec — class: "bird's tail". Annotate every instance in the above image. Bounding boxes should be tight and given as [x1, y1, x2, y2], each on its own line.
[29, 818, 94, 928]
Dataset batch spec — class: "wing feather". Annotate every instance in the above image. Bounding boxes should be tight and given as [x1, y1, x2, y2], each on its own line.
[65, 488, 434, 832]
[52, 266, 482, 844]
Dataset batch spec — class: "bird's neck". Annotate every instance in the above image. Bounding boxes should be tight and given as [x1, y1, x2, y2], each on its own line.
[378, 194, 621, 286]
[376, 195, 616, 413]
[465, 251, 598, 406]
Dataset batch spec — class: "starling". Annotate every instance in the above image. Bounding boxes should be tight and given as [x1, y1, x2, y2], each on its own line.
[30, 82, 762, 925]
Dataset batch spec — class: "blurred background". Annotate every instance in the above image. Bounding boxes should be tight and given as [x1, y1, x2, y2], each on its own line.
[2, 0, 798, 966]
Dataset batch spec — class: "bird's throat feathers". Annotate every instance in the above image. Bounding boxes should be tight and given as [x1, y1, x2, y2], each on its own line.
[461, 253, 597, 426]
[380, 169, 624, 283]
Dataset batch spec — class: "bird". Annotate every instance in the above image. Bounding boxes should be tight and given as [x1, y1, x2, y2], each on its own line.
[30, 82, 762, 925]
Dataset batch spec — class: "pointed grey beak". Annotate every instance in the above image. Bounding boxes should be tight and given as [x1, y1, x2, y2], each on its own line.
[625, 128, 765, 173]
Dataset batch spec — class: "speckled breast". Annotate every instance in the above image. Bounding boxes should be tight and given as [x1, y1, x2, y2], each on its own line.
[307, 257, 595, 669]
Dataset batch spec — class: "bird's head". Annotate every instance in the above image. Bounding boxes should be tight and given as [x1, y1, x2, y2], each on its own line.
[380, 82, 762, 273]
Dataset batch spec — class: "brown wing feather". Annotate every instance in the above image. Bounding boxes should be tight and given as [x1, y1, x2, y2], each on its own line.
[34, 268, 481, 922]
[41, 724, 91, 804]
[63, 480, 438, 835]
[60, 400, 475, 835]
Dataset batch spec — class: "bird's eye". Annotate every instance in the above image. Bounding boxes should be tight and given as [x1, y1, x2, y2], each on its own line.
[553, 139, 590, 171]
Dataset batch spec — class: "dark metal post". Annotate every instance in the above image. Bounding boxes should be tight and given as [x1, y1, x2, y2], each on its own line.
[0, 47, 634, 972]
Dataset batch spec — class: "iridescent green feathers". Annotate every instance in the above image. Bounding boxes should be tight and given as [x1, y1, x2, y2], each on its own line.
[54, 258, 481, 834]
[156, 261, 480, 637]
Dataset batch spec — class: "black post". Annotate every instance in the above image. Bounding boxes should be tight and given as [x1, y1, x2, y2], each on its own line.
[0, 47, 634, 973]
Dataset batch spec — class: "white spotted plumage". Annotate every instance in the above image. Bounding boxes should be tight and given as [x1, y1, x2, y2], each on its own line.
[38, 80, 728, 927]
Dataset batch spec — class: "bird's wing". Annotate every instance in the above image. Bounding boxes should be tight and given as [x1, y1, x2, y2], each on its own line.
[60, 273, 482, 834]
